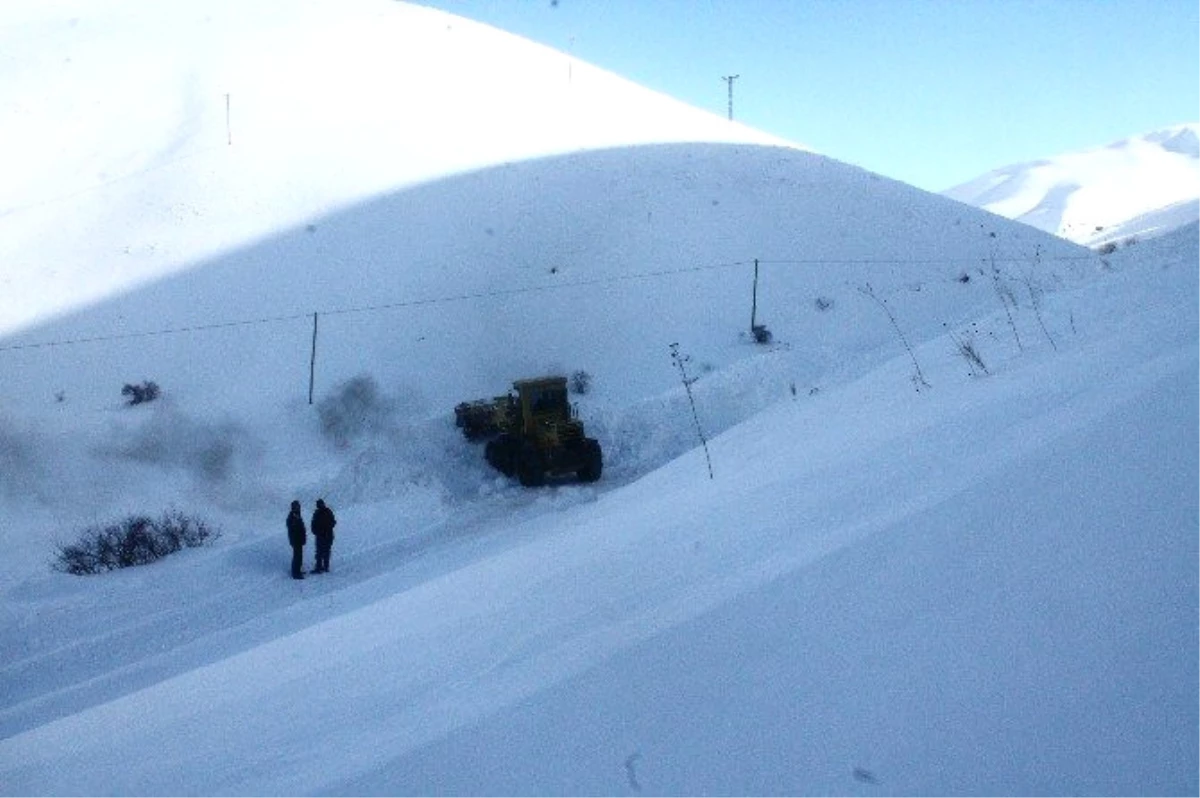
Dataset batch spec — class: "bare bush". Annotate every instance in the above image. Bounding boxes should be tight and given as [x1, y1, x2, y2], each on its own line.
[946, 323, 989, 377]
[857, 282, 929, 392]
[1018, 256, 1057, 351]
[990, 264, 1023, 352]
[669, 343, 713, 480]
[53, 510, 220, 575]
[122, 381, 161, 406]
[570, 370, 593, 395]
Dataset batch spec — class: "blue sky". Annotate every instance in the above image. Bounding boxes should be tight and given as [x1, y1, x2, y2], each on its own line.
[416, 0, 1199, 191]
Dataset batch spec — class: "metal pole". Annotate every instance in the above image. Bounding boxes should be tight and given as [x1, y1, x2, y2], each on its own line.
[722, 74, 739, 120]
[308, 312, 318, 405]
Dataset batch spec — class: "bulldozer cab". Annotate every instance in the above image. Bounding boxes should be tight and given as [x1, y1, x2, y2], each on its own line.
[513, 377, 572, 435]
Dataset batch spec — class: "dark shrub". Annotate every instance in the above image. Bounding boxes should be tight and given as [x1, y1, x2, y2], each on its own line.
[122, 381, 161, 406]
[570, 370, 592, 395]
[53, 510, 220, 575]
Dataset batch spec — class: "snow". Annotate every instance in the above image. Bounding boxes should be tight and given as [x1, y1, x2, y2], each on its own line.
[0, 0, 787, 338]
[1, 1, 1196, 795]
[944, 123, 1200, 248]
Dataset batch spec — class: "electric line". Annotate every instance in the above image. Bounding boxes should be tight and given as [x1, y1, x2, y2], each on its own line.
[0, 311, 314, 352]
[0, 259, 751, 353]
[0, 251, 1099, 354]
[756, 254, 1096, 266]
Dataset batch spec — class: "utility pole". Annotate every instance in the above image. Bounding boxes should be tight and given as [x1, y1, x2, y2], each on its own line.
[750, 258, 759, 331]
[308, 312, 318, 405]
[568, 35, 575, 85]
[722, 74, 739, 121]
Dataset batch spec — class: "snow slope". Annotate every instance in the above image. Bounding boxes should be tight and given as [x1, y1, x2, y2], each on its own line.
[0, 0, 1090, 517]
[1, 225, 1194, 796]
[944, 123, 1200, 248]
[0, 1, 1196, 795]
[0, 0, 785, 338]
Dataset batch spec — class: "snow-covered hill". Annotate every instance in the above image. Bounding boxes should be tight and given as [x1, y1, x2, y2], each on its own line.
[0, 1, 1195, 795]
[0, 0, 1087, 444]
[0, 0, 786, 338]
[1, 222, 1194, 795]
[944, 123, 1200, 248]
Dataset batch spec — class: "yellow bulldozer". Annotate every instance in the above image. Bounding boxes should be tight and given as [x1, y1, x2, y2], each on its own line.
[454, 375, 602, 487]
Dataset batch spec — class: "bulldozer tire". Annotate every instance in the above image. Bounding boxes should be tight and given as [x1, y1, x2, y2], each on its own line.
[517, 446, 546, 487]
[577, 439, 603, 483]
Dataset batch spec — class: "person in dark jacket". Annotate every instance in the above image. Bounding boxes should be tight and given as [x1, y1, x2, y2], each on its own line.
[310, 498, 337, 574]
[287, 500, 307, 580]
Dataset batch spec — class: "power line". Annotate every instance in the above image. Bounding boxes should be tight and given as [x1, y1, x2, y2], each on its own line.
[0, 251, 1100, 355]
[318, 259, 751, 319]
[0, 310, 313, 352]
[0, 259, 751, 353]
[756, 255, 1097, 266]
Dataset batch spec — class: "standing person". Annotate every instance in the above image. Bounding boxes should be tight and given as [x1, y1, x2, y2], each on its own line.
[287, 500, 307, 580]
[311, 498, 337, 574]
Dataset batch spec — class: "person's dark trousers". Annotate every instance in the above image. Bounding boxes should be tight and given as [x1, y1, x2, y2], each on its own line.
[315, 540, 331, 572]
[291, 545, 304, 579]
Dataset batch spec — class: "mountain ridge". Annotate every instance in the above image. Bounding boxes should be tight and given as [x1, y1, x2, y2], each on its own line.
[944, 122, 1199, 247]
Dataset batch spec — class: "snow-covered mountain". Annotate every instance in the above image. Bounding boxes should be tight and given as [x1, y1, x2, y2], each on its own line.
[0, 1, 1195, 795]
[944, 123, 1200, 248]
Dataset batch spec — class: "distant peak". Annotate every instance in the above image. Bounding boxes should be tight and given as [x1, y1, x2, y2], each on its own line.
[942, 122, 1200, 246]
[1142, 123, 1200, 158]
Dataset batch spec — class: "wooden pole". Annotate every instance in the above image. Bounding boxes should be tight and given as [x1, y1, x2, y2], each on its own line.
[308, 312, 318, 405]
[750, 258, 759, 332]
